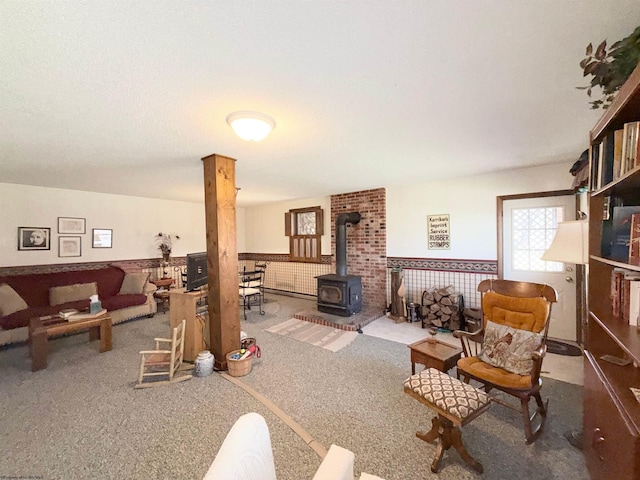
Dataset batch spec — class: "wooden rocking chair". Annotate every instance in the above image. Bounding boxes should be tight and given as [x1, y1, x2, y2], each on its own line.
[453, 279, 557, 443]
[135, 319, 192, 388]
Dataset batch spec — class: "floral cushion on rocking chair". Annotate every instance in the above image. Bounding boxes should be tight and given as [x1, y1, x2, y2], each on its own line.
[478, 320, 542, 376]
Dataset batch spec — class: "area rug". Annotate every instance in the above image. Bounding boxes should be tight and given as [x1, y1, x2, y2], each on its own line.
[265, 318, 359, 352]
[547, 339, 583, 356]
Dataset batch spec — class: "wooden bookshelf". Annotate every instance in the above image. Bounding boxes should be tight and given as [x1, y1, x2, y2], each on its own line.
[585, 62, 640, 480]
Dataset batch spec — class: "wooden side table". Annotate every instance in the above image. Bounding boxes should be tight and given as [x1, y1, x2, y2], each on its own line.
[408, 338, 463, 374]
[152, 278, 174, 313]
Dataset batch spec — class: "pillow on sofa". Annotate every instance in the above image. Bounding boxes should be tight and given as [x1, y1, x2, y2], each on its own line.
[478, 320, 542, 375]
[0, 283, 28, 316]
[119, 272, 149, 295]
[50, 282, 98, 306]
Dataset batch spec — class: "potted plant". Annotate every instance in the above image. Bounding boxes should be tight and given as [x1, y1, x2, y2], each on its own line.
[155, 233, 180, 276]
[578, 25, 640, 109]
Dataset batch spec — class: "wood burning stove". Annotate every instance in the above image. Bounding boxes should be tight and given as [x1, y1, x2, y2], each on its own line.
[317, 274, 362, 316]
[317, 211, 362, 317]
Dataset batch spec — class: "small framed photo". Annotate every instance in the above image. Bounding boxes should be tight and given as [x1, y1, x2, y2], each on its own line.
[92, 228, 113, 248]
[58, 217, 86, 234]
[18, 227, 51, 250]
[59, 236, 81, 257]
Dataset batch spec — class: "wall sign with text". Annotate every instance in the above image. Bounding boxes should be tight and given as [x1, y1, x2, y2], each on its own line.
[427, 214, 450, 250]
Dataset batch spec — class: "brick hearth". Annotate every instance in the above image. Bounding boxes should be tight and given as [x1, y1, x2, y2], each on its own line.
[294, 306, 383, 331]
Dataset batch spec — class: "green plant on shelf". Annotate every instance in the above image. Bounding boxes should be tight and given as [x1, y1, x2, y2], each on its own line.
[578, 25, 640, 109]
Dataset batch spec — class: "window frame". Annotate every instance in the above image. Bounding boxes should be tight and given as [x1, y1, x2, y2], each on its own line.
[285, 206, 323, 263]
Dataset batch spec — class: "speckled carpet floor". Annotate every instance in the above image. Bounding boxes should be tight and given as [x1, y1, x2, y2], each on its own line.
[0, 294, 588, 480]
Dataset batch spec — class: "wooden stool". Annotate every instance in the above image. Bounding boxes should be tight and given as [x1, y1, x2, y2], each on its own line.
[404, 368, 491, 473]
[152, 278, 174, 314]
[154, 290, 170, 313]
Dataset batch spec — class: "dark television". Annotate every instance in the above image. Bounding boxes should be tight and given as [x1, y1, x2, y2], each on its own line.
[186, 252, 208, 291]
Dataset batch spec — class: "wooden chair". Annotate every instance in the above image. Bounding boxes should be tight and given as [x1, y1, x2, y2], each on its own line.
[135, 319, 192, 388]
[254, 262, 268, 303]
[453, 279, 557, 443]
[239, 270, 265, 320]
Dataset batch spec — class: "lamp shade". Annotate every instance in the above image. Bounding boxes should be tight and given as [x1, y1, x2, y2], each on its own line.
[226, 111, 275, 142]
[541, 220, 589, 265]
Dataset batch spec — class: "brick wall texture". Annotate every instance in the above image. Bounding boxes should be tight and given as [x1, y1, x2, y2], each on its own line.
[330, 188, 386, 310]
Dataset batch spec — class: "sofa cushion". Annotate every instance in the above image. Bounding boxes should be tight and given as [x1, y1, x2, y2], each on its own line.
[0, 283, 28, 316]
[119, 273, 149, 295]
[0, 267, 127, 309]
[101, 294, 147, 311]
[50, 282, 98, 306]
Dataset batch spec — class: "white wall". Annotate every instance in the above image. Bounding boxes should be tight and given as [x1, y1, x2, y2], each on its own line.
[0, 183, 208, 267]
[237, 206, 247, 254]
[386, 161, 575, 259]
[1, 161, 575, 267]
[243, 196, 331, 254]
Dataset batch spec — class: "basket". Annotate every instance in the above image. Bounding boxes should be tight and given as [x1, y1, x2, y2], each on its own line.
[226, 350, 253, 377]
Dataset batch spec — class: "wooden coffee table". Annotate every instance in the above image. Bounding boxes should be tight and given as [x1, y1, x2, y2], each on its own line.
[408, 338, 463, 374]
[28, 310, 112, 371]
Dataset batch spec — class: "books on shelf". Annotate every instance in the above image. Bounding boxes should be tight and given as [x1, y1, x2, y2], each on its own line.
[630, 281, 640, 327]
[610, 206, 640, 261]
[613, 129, 625, 180]
[621, 121, 640, 175]
[601, 131, 615, 186]
[612, 268, 623, 317]
[590, 142, 601, 191]
[602, 195, 612, 221]
[592, 123, 640, 189]
[611, 268, 640, 324]
[630, 213, 640, 266]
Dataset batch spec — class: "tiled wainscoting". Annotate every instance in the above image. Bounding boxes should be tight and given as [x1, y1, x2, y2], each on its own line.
[239, 254, 331, 297]
[1, 255, 498, 310]
[387, 258, 498, 309]
[240, 255, 498, 310]
[138, 254, 334, 297]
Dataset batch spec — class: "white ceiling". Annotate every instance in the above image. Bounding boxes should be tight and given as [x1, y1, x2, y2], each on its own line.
[1, 1, 639, 207]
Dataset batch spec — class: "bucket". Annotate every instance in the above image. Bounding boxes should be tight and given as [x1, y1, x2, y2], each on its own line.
[194, 350, 215, 377]
[226, 350, 253, 377]
[407, 302, 420, 323]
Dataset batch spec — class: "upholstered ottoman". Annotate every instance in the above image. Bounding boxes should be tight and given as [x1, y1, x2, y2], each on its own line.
[404, 368, 491, 473]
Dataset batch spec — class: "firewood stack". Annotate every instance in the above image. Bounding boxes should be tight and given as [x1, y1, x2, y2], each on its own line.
[420, 285, 463, 330]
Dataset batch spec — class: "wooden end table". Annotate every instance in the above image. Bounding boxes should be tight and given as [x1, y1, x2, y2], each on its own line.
[152, 278, 174, 313]
[408, 338, 463, 374]
[28, 311, 112, 371]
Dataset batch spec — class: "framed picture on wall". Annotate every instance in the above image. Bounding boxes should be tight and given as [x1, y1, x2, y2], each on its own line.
[58, 217, 86, 234]
[59, 236, 81, 257]
[18, 227, 51, 250]
[92, 229, 113, 248]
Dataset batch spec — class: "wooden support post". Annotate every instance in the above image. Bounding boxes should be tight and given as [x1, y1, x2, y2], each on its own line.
[201, 154, 240, 370]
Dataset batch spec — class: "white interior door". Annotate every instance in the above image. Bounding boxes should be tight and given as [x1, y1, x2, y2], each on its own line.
[503, 195, 577, 342]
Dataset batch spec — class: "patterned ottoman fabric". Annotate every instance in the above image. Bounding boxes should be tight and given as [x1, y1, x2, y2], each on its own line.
[404, 368, 490, 421]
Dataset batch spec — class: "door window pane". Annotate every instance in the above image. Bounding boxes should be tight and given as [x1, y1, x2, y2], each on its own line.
[512, 207, 564, 272]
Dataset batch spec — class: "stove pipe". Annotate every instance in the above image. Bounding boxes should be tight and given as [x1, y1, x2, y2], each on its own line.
[336, 212, 361, 277]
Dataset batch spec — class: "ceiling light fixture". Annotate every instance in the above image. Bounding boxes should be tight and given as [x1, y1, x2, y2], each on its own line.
[226, 111, 275, 142]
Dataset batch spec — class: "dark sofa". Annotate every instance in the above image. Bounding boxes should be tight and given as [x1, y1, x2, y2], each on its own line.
[0, 266, 156, 346]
